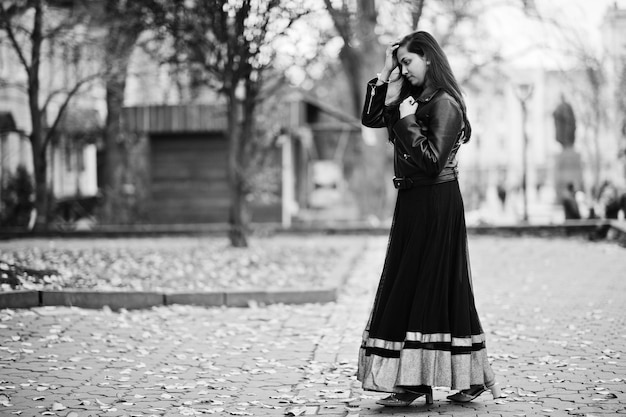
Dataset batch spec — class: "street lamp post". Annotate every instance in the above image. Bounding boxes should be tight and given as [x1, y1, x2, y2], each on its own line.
[515, 82, 534, 223]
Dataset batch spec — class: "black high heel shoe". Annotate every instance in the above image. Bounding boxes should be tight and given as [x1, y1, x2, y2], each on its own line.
[376, 387, 434, 407]
[447, 380, 501, 403]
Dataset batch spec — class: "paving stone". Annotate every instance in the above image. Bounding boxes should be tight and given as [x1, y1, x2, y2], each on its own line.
[0, 236, 625, 416]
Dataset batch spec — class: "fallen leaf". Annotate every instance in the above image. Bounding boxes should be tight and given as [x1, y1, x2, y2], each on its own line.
[51, 402, 66, 411]
[516, 388, 537, 397]
[285, 406, 307, 416]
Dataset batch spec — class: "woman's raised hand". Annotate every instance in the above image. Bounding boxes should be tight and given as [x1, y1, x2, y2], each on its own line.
[381, 42, 399, 79]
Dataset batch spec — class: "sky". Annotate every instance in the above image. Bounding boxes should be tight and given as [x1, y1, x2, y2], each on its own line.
[481, 0, 625, 69]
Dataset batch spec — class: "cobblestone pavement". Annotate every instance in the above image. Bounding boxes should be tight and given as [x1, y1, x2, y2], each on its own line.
[1, 235, 625, 417]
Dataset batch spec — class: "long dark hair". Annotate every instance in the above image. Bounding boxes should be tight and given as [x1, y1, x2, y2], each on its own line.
[393, 31, 471, 142]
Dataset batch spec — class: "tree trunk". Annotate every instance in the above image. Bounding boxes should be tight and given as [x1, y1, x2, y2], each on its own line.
[102, 72, 128, 223]
[30, 137, 48, 230]
[227, 92, 248, 247]
[29, 1, 48, 231]
[340, 0, 389, 220]
[412, 0, 425, 29]
[355, 0, 382, 115]
[101, 23, 139, 224]
[339, 46, 366, 118]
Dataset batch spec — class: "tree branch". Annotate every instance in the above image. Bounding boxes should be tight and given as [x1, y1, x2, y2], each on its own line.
[0, 4, 32, 76]
[412, 0, 425, 29]
[42, 72, 101, 151]
[323, 0, 353, 46]
[42, 9, 91, 42]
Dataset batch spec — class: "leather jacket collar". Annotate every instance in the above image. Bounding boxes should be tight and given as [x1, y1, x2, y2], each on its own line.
[416, 86, 441, 103]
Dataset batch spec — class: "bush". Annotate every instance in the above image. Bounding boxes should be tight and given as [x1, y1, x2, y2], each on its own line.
[1, 165, 34, 229]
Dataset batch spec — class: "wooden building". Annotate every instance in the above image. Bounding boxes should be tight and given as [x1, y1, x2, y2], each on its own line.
[121, 104, 281, 224]
[119, 97, 362, 226]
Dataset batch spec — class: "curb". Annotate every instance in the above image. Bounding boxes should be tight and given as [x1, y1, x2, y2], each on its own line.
[40, 290, 164, 310]
[226, 288, 337, 307]
[0, 219, 612, 239]
[0, 290, 39, 309]
[467, 219, 606, 237]
[0, 239, 364, 311]
[164, 292, 225, 307]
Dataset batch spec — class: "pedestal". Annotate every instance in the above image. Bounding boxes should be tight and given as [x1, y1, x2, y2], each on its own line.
[554, 148, 584, 200]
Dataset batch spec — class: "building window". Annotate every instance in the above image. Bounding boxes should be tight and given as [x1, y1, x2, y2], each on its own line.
[77, 143, 85, 172]
[64, 138, 73, 172]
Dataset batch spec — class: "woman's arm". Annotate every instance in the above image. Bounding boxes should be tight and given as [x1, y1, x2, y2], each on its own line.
[362, 43, 398, 128]
[361, 78, 389, 128]
[392, 97, 462, 177]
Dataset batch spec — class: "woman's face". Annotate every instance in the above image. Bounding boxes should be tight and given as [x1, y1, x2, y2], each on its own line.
[396, 45, 429, 87]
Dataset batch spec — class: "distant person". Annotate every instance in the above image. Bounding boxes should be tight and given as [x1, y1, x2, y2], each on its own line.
[562, 183, 581, 220]
[590, 181, 626, 240]
[599, 181, 625, 220]
[575, 189, 589, 219]
[358, 31, 500, 408]
[497, 181, 507, 211]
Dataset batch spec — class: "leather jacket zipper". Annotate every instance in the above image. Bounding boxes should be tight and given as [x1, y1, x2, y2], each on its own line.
[366, 84, 375, 114]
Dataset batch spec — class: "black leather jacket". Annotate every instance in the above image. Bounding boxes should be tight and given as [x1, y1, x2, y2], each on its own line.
[362, 77, 464, 186]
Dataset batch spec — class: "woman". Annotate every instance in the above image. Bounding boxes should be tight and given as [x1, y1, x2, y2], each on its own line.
[357, 31, 500, 407]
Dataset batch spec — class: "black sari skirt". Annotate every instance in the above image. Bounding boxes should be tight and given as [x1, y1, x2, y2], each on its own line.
[357, 180, 495, 392]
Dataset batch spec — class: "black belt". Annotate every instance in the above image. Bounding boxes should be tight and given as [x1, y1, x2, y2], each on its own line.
[392, 170, 458, 189]
[393, 177, 414, 189]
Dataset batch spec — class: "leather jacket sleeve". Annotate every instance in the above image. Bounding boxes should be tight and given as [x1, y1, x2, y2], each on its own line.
[361, 78, 388, 128]
[392, 97, 462, 177]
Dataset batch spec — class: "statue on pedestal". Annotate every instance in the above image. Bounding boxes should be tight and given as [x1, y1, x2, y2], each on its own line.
[553, 94, 576, 149]
[552, 95, 583, 215]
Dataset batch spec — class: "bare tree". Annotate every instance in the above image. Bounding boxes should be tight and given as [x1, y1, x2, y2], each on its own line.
[617, 59, 626, 177]
[158, 0, 307, 247]
[579, 60, 606, 196]
[322, 0, 514, 219]
[93, 1, 163, 224]
[322, 0, 395, 118]
[320, 0, 394, 220]
[0, 0, 100, 230]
